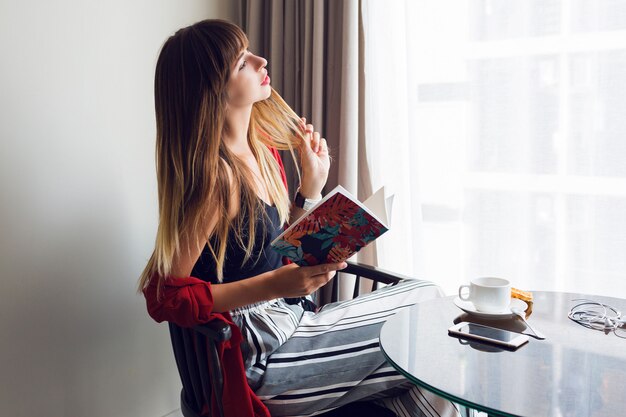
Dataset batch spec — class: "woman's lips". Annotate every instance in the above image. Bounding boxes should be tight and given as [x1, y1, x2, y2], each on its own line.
[261, 75, 270, 85]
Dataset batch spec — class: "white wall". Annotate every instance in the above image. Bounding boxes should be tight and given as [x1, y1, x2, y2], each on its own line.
[0, 1, 237, 416]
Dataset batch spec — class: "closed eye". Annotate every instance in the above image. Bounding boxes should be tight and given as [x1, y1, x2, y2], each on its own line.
[237, 50, 250, 71]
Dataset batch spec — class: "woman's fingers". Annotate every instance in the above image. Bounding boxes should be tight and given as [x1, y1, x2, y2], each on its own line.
[298, 116, 326, 156]
[272, 262, 348, 297]
[307, 262, 348, 291]
[319, 138, 328, 155]
[310, 262, 348, 277]
[311, 131, 320, 153]
[303, 124, 321, 154]
[298, 120, 313, 148]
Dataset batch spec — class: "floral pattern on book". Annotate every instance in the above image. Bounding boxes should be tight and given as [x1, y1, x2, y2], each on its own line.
[272, 192, 388, 266]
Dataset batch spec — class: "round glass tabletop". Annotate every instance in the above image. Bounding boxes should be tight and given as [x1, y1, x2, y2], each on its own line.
[379, 291, 626, 417]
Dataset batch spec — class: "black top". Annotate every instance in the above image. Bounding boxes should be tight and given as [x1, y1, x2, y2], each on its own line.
[190, 200, 284, 284]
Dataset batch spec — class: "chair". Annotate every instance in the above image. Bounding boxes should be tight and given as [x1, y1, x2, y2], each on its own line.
[170, 261, 410, 417]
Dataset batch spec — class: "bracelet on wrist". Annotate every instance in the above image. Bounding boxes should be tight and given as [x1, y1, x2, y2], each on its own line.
[294, 190, 321, 211]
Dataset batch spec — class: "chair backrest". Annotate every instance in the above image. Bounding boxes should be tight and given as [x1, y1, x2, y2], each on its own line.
[331, 261, 406, 302]
[169, 321, 232, 417]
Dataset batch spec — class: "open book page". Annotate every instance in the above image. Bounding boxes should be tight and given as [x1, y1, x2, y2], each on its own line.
[270, 185, 390, 266]
[362, 186, 394, 227]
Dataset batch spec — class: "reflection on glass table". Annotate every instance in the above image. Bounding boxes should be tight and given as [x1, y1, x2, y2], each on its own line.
[379, 291, 626, 417]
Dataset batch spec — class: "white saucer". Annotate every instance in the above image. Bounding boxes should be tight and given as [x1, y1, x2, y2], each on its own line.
[453, 297, 528, 320]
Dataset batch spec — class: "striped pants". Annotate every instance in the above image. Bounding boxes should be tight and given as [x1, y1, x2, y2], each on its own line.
[231, 279, 464, 417]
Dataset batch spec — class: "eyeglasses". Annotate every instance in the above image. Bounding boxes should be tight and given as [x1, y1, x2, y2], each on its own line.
[568, 298, 626, 338]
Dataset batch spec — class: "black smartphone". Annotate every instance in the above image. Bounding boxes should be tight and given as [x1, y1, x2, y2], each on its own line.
[448, 322, 529, 350]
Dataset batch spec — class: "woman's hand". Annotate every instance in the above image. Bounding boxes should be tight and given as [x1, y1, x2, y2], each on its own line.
[297, 117, 330, 199]
[210, 261, 348, 312]
[265, 262, 348, 298]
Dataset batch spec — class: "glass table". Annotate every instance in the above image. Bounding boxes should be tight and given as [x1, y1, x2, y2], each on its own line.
[379, 291, 626, 417]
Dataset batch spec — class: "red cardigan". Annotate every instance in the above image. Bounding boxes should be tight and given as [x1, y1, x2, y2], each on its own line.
[143, 147, 288, 417]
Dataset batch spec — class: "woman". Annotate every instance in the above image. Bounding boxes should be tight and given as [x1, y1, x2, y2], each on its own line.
[139, 19, 460, 417]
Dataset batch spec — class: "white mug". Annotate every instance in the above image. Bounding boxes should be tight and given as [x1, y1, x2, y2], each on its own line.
[458, 277, 511, 313]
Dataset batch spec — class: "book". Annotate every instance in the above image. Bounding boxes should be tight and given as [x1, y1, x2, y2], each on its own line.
[270, 185, 392, 266]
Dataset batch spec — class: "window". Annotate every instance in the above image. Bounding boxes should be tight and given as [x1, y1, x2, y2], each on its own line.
[407, 0, 626, 295]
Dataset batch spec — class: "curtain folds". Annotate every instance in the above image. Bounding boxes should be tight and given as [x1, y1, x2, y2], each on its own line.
[239, 0, 382, 299]
[239, 0, 370, 202]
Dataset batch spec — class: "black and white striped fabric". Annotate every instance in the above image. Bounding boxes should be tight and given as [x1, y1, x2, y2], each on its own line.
[231, 279, 464, 417]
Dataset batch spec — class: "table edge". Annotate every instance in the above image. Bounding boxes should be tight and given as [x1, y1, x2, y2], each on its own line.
[379, 304, 524, 417]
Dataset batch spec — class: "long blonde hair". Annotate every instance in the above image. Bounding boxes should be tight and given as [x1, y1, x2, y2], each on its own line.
[138, 19, 304, 293]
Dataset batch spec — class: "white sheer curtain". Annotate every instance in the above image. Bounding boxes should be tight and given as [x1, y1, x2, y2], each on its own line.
[361, 0, 425, 276]
[363, 0, 626, 297]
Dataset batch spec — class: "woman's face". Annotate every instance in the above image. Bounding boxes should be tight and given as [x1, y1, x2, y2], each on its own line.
[227, 49, 271, 107]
